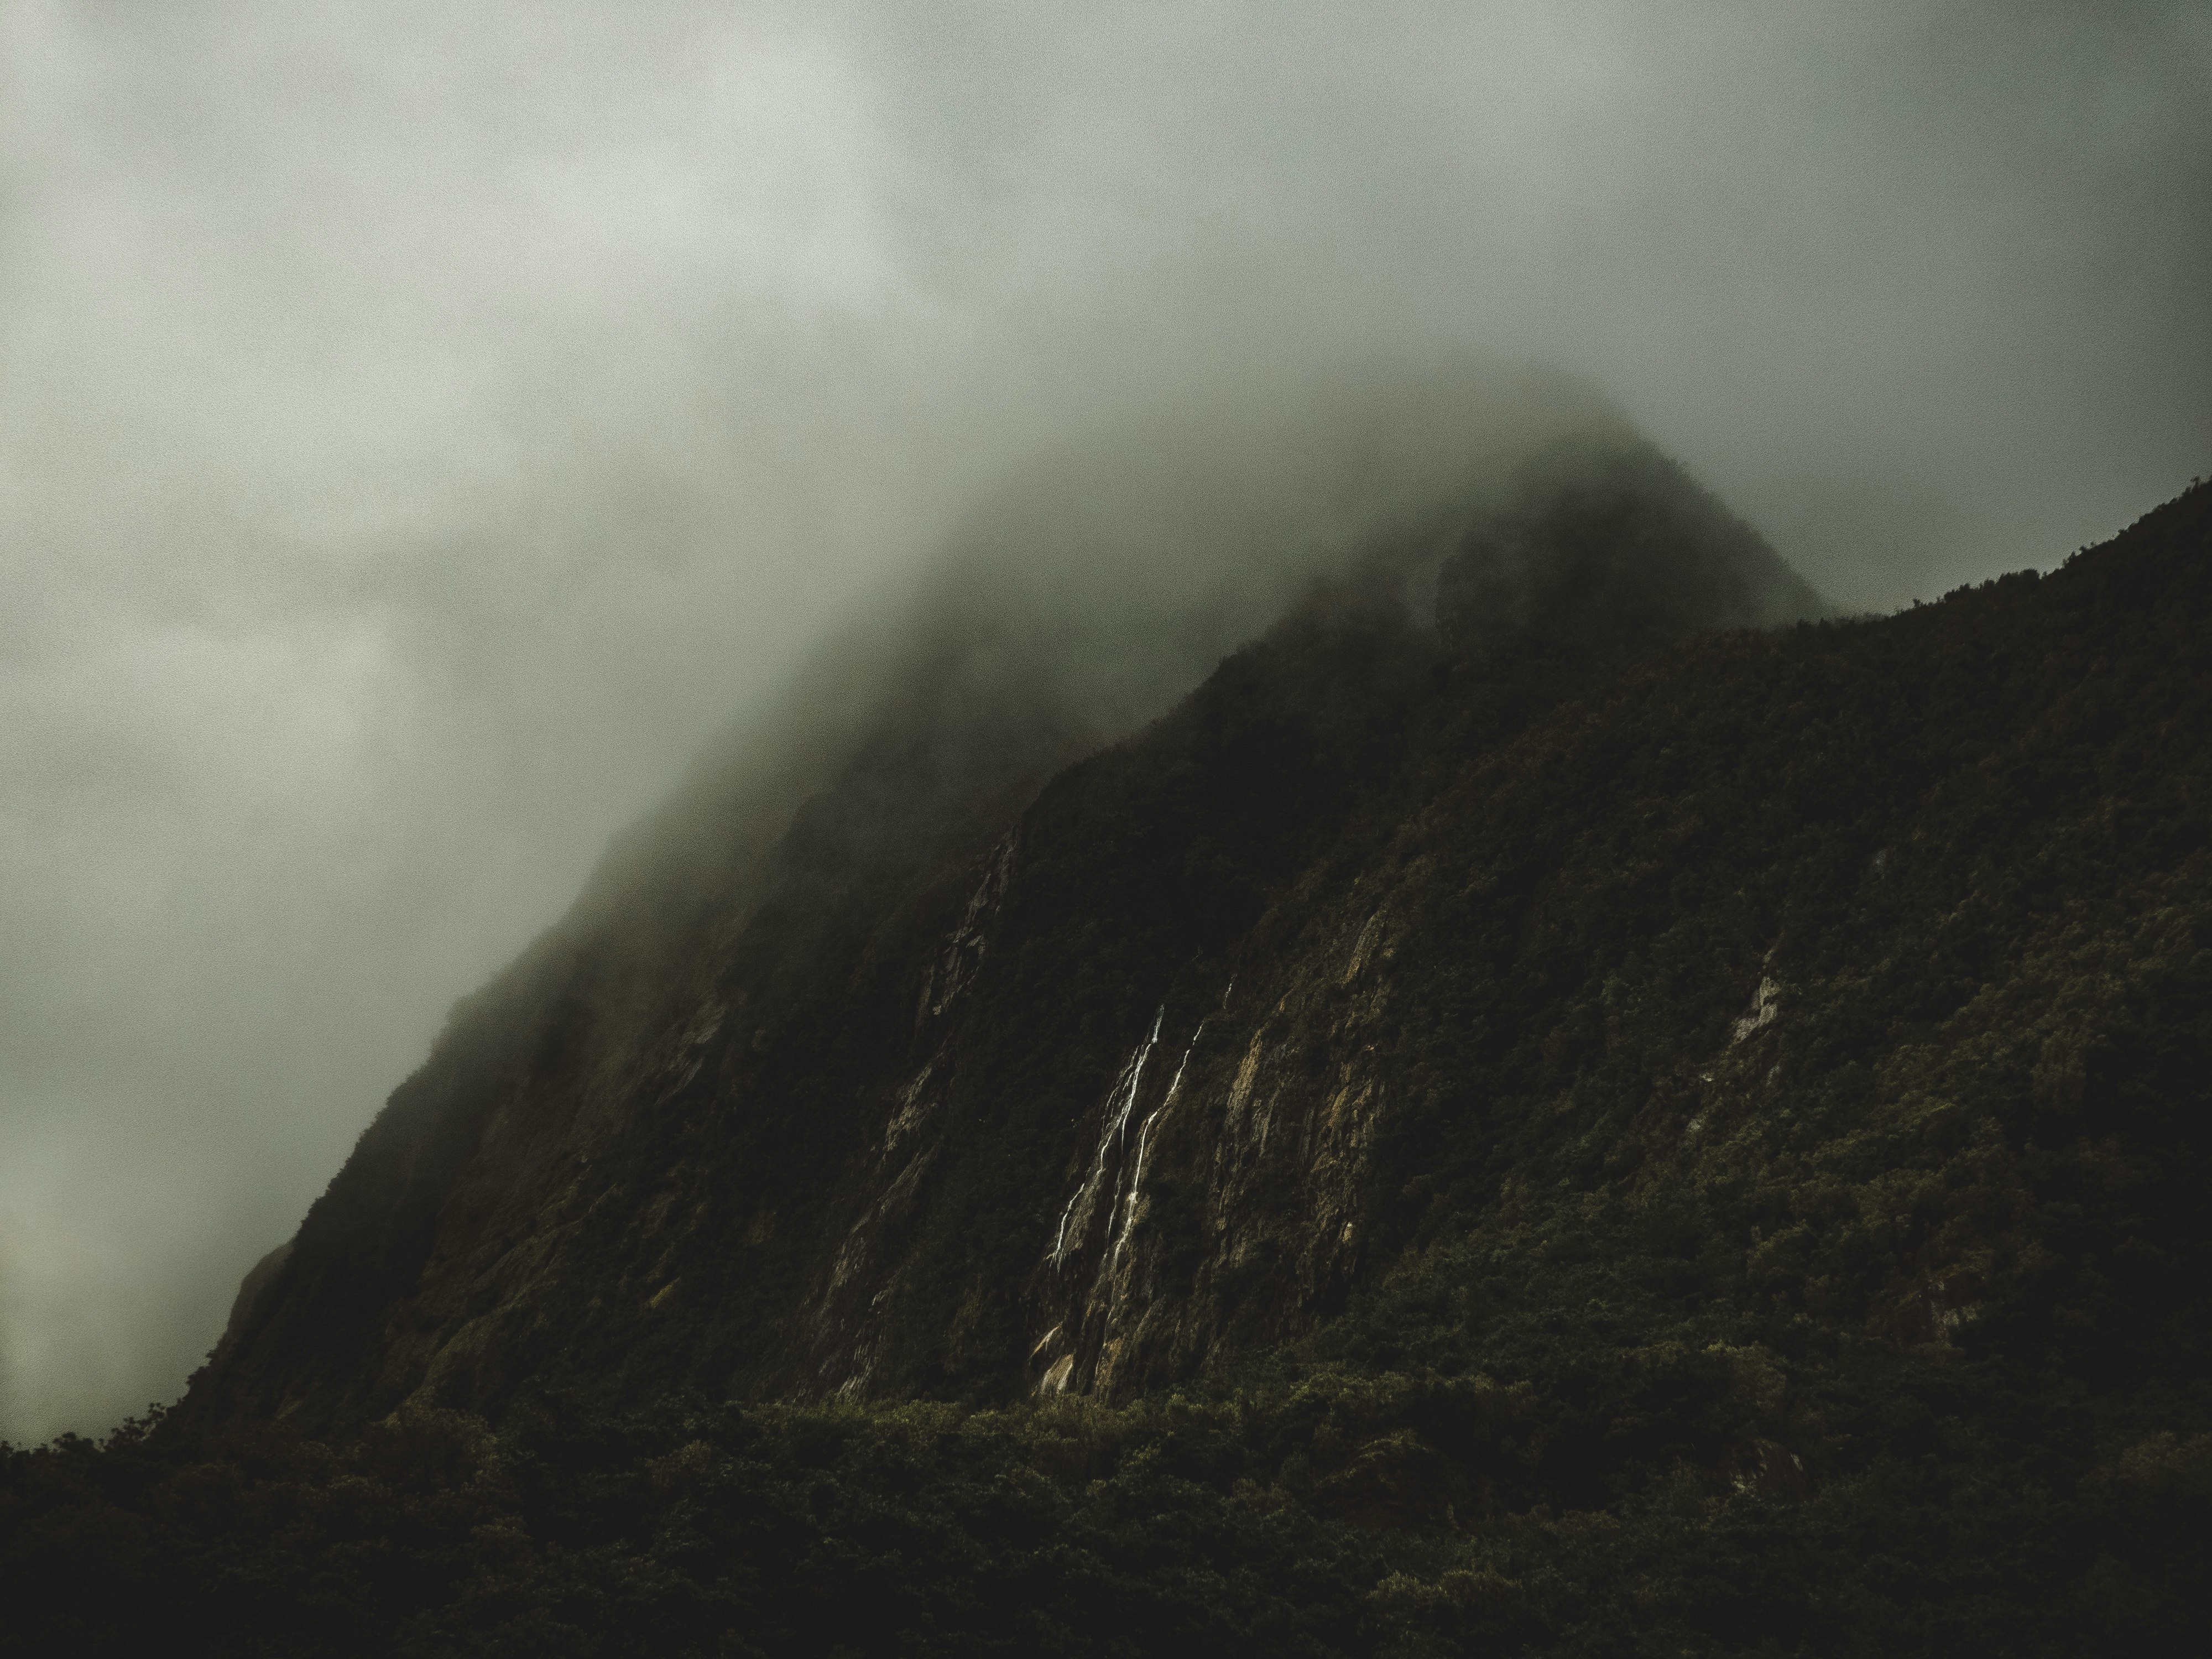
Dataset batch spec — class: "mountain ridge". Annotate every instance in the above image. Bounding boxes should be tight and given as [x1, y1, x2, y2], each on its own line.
[183, 411, 1828, 1428]
[14, 440, 2208, 1657]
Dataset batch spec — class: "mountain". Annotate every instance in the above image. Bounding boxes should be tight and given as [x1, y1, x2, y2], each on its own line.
[7, 385, 2206, 1656]
[181, 394, 1828, 1431]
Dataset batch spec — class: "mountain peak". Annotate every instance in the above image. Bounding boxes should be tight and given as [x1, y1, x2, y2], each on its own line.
[1437, 432, 1828, 660]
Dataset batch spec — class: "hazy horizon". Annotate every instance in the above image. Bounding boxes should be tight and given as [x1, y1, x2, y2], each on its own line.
[4, 0, 2208, 1444]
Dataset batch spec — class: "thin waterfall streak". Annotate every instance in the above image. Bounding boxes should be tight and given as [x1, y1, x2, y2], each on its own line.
[1051, 1187, 1082, 1265]
[1112, 1097, 1166, 1270]
[1117, 1008, 1164, 1146]
[1099, 1007, 1166, 1259]
[1161, 1019, 1203, 1110]
[1050, 1006, 1165, 1269]
[1112, 1020, 1202, 1269]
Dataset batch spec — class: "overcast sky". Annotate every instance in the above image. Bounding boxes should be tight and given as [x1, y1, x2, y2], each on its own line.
[2, 0, 2206, 1443]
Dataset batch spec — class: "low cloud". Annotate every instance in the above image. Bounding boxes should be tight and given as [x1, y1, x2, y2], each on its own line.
[3, 0, 2206, 1440]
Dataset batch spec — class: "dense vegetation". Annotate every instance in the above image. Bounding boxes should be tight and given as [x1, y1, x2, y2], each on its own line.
[8, 472, 2207, 1653]
[5, 1368, 2203, 1657]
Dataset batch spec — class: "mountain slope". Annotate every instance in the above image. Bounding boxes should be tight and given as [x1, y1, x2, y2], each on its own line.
[186, 465, 2212, 1446]
[21, 443, 2211, 1658]
[184, 408, 1828, 1430]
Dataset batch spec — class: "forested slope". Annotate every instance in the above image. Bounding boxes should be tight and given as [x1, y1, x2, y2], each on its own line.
[174, 427, 1822, 1429]
[5, 461, 2206, 1657]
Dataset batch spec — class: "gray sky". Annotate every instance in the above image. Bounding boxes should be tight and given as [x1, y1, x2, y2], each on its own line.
[2, 0, 2206, 1443]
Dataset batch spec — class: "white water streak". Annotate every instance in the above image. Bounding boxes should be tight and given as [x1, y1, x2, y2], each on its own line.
[1049, 1006, 1163, 1267]
[1110, 1019, 1204, 1268]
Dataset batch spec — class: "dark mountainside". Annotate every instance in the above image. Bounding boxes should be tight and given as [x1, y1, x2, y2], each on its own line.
[183, 426, 1825, 1429]
[6, 405, 2208, 1656]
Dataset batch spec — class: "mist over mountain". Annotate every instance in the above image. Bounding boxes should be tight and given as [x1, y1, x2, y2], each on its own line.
[169, 383, 1818, 1431]
[4, 0, 2208, 1450]
[3, 3, 2210, 1651]
[10, 416, 2208, 1651]
[572, 366, 1825, 936]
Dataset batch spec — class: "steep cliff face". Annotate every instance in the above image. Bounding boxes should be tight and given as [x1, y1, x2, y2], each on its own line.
[183, 421, 2211, 1456]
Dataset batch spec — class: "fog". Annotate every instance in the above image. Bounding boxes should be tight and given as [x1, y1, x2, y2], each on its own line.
[2, 0, 2206, 1443]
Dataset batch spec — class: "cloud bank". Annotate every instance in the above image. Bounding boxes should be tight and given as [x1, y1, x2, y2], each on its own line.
[2, 0, 2206, 1441]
